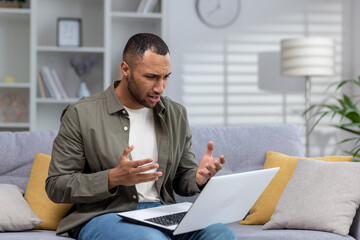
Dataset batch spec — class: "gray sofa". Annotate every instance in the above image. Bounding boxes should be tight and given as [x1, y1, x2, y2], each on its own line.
[0, 124, 359, 240]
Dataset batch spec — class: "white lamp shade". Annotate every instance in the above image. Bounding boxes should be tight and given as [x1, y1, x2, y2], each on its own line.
[281, 38, 335, 76]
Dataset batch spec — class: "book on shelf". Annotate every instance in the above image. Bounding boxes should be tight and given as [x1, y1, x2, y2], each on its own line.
[36, 70, 47, 98]
[51, 69, 69, 99]
[36, 79, 42, 99]
[39, 66, 69, 100]
[136, 0, 147, 12]
[37, 69, 52, 98]
[137, 0, 158, 13]
[41, 66, 61, 99]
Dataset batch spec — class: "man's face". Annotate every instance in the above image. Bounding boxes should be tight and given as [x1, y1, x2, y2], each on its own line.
[125, 50, 171, 109]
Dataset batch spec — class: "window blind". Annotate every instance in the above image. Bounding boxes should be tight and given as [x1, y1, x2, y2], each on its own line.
[181, 0, 352, 156]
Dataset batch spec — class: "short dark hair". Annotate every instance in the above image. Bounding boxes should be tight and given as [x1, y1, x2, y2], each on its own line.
[123, 33, 170, 68]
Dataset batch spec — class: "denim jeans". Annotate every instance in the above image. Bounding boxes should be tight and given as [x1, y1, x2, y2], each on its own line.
[78, 202, 237, 240]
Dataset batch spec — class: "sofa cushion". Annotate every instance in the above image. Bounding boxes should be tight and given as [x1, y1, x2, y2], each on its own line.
[350, 209, 360, 240]
[0, 230, 71, 240]
[0, 131, 57, 191]
[263, 159, 360, 236]
[190, 124, 304, 174]
[227, 224, 355, 240]
[0, 184, 41, 231]
[240, 152, 353, 225]
[175, 124, 303, 203]
[25, 153, 72, 230]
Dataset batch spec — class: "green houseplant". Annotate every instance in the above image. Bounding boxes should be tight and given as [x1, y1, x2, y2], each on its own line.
[306, 76, 360, 161]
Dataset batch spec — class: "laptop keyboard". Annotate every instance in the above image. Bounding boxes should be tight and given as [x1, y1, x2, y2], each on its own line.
[145, 211, 187, 226]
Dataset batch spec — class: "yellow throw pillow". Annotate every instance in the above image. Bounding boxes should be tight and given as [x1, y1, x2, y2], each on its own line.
[24, 153, 72, 230]
[240, 151, 353, 225]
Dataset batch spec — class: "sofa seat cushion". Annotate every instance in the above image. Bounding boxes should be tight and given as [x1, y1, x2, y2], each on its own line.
[227, 224, 356, 240]
[0, 230, 71, 240]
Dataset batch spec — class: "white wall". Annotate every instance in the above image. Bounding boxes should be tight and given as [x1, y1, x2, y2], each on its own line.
[352, 0, 360, 81]
[165, 0, 355, 157]
[166, 0, 305, 102]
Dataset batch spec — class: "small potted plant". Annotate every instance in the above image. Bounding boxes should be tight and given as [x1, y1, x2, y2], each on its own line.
[306, 77, 360, 161]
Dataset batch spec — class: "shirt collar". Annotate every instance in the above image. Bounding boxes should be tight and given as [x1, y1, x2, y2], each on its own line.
[105, 80, 166, 116]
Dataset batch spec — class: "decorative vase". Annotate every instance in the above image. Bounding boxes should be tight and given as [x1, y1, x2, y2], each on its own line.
[77, 81, 90, 98]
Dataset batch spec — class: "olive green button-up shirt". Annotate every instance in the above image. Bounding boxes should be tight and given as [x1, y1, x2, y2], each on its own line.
[45, 81, 201, 237]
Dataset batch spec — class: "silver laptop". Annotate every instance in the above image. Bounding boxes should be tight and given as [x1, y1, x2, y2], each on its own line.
[118, 167, 279, 235]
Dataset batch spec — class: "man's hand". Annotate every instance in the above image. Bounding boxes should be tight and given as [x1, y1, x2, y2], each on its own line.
[108, 145, 162, 190]
[196, 141, 225, 187]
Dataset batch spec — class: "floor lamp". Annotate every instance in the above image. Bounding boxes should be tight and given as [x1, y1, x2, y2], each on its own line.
[280, 38, 335, 157]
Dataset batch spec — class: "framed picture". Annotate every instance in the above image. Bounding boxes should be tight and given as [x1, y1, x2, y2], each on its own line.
[57, 18, 82, 47]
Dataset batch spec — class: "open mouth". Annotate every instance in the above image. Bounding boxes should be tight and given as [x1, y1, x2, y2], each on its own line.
[148, 95, 160, 103]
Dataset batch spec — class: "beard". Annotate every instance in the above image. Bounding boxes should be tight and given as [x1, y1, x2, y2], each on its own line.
[127, 73, 154, 108]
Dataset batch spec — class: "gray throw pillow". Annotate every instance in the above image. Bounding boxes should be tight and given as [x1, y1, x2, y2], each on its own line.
[263, 159, 360, 236]
[0, 184, 41, 231]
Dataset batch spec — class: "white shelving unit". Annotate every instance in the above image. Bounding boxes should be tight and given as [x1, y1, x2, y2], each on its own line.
[0, 8, 31, 15]
[105, 0, 164, 87]
[37, 46, 105, 53]
[32, 0, 106, 131]
[0, 4, 31, 131]
[111, 12, 162, 18]
[0, 0, 165, 131]
[0, 83, 31, 88]
[0, 122, 30, 128]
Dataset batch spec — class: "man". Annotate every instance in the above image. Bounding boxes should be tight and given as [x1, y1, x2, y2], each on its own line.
[46, 33, 236, 240]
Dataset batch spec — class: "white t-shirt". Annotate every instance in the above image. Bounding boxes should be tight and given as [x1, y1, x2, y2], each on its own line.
[124, 106, 160, 202]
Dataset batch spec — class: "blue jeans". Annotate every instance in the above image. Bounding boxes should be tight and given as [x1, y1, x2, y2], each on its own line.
[78, 202, 236, 240]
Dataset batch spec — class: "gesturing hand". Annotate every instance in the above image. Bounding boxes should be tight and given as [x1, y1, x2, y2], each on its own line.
[108, 145, 162, 190]
[196, 141, 225, 187]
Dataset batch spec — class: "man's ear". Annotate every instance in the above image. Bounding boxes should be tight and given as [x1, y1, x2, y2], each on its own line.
[121, 61, 130, 78]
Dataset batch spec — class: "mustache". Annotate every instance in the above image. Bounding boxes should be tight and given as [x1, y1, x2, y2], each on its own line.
[149, 93, 161, 96]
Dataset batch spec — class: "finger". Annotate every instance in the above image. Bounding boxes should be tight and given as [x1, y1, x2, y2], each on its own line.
[214, 160, 223, 172]
[120, 145, 134, 160]
[134, 171, 163, 183]
[198, 169, 211, 179]
[130, 162, 159, 175]
[206, 163, 217, 176]
[131, 158, 154, 168]
[206, 141, 214, 156]
[219, 155, 225, 164]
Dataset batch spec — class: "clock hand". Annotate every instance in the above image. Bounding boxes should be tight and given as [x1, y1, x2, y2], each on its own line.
[208, 0, 221, 16]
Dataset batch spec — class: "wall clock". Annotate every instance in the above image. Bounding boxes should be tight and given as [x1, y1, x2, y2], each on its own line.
[195, 0, 241, 29]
